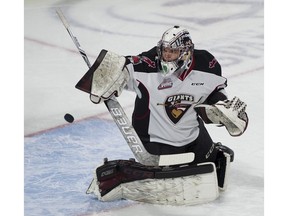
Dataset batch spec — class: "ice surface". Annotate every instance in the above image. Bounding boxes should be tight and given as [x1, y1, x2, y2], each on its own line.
[23, 0, 264, 215]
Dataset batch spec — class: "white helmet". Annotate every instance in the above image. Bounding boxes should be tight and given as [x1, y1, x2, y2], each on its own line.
[157, 26, 194, 77]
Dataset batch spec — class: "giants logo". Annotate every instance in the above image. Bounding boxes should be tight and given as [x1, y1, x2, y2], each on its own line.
[158, 94, 194, 124]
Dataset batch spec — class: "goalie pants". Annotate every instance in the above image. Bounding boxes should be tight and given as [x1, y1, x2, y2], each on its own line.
[143, 118, 218, 165]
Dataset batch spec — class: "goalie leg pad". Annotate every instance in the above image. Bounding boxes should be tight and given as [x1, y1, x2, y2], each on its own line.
[121, 167, 219, 205]
[87, 159, 219, 205]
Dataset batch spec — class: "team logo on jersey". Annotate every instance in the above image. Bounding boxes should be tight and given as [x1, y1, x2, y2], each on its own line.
[157, 94, 194, 124]
[158, 78, 173, 90]
[209, 58, 218, 68]
[129, 56, 156, 68]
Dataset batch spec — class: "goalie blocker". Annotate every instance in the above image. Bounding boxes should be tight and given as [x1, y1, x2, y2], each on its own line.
[87, 143, 234, 205]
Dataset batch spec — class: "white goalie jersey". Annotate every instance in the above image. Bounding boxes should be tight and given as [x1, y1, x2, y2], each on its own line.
[125, 47, 227, 147]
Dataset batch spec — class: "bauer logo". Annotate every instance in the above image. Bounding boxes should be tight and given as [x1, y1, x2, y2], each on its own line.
[110, 107, 143, 153]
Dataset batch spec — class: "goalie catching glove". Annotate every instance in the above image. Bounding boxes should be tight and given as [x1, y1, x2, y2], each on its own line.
[196, 97, 248, 136]
[85, 50, 142, 103]
[87, 50, 130, 103]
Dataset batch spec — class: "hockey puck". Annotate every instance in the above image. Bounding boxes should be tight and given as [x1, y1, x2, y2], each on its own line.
[64, 113, 74, 123]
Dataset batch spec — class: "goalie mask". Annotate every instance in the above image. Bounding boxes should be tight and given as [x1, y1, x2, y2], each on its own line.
[157, 26, 194, 77]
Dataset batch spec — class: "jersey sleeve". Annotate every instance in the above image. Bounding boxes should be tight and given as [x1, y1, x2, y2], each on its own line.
[193, 49, 222, 76]
[124, 47, 158, 92]
[124, 47, 158, 73]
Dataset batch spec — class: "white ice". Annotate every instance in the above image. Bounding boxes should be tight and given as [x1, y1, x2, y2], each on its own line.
[21, 0, 266, 215]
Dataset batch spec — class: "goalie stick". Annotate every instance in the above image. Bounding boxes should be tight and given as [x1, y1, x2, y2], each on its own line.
[56, 8, 91, 68]
[55, 8, 194, 166]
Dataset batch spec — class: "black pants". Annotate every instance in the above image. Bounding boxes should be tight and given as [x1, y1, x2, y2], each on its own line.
[143, 118, 218, 164]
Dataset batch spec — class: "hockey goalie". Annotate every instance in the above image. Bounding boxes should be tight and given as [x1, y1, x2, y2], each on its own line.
[77, 26, 248, 205]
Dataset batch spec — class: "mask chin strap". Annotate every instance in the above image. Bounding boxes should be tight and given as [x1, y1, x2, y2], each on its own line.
[160, 61, 177, 77]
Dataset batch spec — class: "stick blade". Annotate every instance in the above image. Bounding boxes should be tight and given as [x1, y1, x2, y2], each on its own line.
[159, 152, 195, 166]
